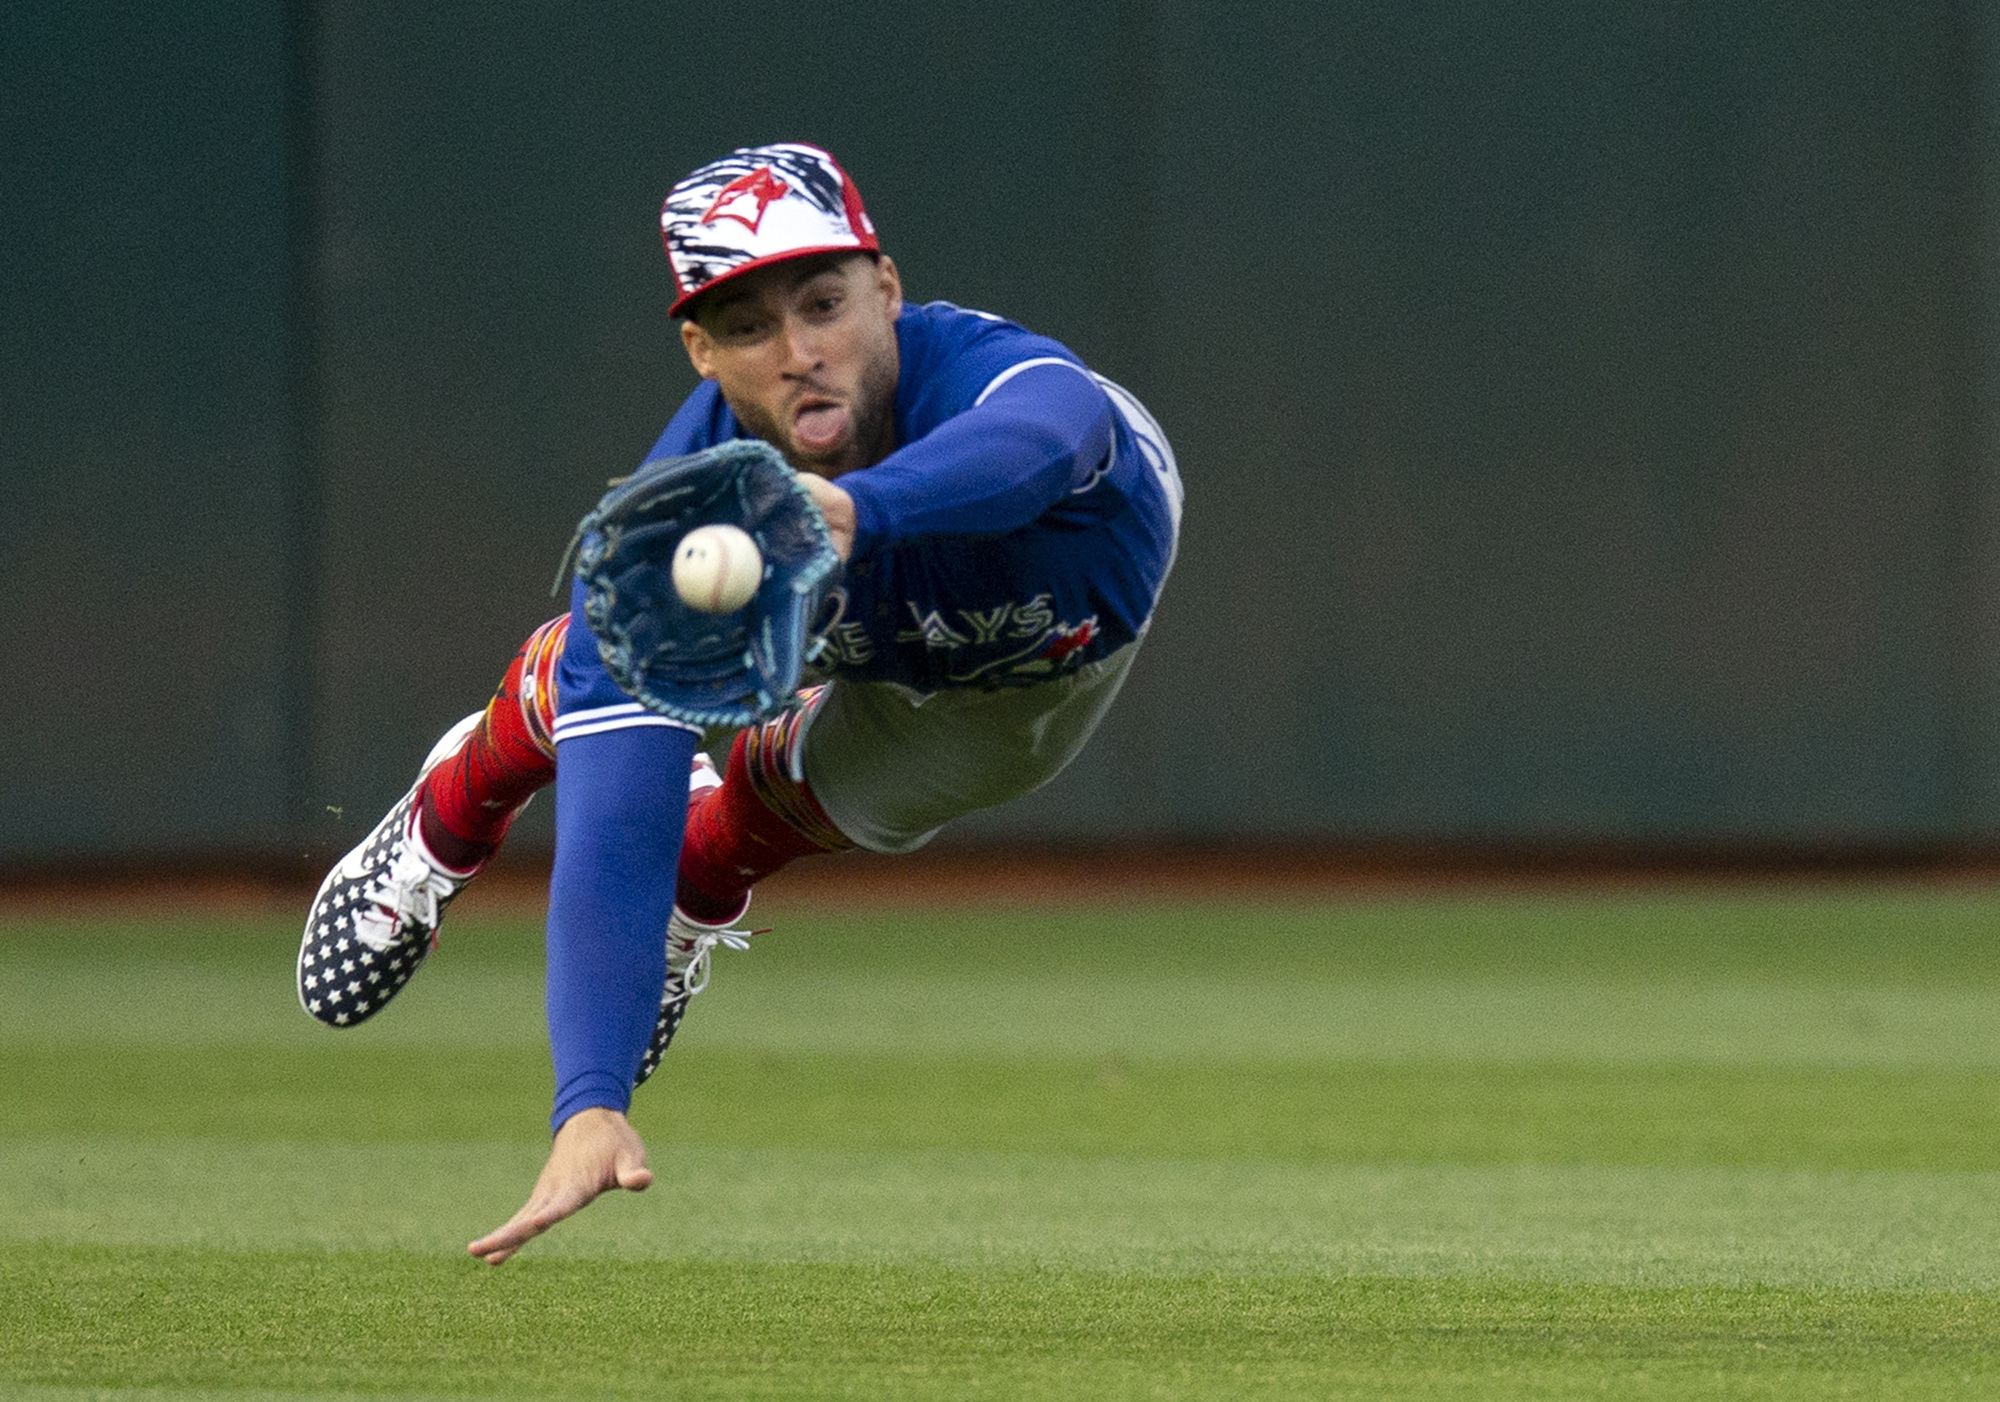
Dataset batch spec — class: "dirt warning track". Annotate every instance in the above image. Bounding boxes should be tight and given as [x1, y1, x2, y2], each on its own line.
[6, 840, 2000, 921]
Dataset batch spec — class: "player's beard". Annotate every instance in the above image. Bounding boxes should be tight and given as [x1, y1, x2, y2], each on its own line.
[734, 336, 900, 477]
[838, 342, 900, 474]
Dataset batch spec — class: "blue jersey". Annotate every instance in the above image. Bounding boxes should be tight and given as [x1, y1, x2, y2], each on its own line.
[650, 300, 1178, 690]
[540, 300, 1181, 1129]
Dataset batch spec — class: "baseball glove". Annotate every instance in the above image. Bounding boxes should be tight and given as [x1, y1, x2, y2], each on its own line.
[556, 440, 843, 730]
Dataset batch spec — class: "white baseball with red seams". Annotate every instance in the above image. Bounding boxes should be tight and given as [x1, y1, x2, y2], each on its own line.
[672, 524, 764, 613]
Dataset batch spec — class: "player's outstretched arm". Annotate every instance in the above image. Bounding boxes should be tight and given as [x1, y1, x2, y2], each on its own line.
[468, 1107, 653, 1265]
[470, 618, 691, 1266]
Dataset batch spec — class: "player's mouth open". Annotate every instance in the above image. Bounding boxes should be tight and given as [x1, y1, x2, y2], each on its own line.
[792, 399, 849, 451]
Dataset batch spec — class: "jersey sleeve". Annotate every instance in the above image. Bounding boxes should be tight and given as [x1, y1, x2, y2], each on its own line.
[543, 583, 700, 1130]
[644, 380, 736, 461]
[841, 359, 1115, 557]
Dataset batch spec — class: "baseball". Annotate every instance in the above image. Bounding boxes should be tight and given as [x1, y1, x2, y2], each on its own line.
[672, 523, 764, 613]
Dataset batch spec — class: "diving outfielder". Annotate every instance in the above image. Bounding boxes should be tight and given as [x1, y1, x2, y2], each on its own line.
[296, 142, 1183, 1262]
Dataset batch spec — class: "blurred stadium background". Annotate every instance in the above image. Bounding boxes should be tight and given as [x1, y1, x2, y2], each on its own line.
[15, 10, 2000, 1393]
[6, 0, 1999, 871]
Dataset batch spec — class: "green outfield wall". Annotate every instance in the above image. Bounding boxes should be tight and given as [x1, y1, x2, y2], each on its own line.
[6, 0, 1998, 859]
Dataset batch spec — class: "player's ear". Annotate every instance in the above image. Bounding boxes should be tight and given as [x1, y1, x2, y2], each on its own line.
[873, 255, 903, 319]
[681, 318, 717, 380]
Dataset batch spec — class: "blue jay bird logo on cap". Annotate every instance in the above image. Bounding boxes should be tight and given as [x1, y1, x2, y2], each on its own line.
[700, 167, 791, 234]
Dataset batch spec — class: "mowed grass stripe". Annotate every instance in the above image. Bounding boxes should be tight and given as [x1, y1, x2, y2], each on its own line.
[8, 1136, 2000, 1289]
[20, 954, 2000, 1069]
[16, 898, 2000, 1068]
[9, 1244, 2000, 1402]
[11, 1044, 2000, 1172]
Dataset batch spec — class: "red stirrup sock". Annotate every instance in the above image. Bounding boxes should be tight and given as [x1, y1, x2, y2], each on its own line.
[417, 615, 568, 872]
[677, 692, 854, 923]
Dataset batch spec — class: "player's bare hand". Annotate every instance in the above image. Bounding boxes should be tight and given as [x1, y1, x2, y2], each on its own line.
[467, 1106, 652, 1265]
[801, 473, 856, 561]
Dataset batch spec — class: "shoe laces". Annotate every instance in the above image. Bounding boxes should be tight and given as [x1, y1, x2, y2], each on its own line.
[668, 917, 754, 997]
[356, 844, 459, 951]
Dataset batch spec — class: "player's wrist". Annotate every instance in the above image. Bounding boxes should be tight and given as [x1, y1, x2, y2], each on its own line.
[549, 1077, 633, 1134]
[831, 477, 884, 561]
[552, 1105, 635, 1148]
[802, 473, 858, 560]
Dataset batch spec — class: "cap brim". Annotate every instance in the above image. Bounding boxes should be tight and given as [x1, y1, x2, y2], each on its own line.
[669, 241, 880, 318]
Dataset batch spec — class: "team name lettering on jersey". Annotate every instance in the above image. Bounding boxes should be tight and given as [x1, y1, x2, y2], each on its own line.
[885, 596, 1102, 685]
[816, 619, 877, 667]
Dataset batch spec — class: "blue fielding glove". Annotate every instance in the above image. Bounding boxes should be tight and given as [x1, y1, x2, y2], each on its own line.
[558, 440, 843, 730]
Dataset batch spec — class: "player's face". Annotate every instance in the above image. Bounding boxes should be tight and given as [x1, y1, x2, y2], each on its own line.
[681, 253, 903, 477]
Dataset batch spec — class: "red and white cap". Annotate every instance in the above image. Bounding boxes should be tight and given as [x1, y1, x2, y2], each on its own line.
[661, 142, 879, 317]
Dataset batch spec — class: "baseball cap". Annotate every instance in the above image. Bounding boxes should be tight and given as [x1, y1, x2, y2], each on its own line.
[661, 142, 880, 317]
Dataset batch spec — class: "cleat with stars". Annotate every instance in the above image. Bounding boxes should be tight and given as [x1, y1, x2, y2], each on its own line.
[296, 712, 488, 1029]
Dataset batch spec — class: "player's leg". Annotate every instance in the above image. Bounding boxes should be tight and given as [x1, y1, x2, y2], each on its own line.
[671, 645, 1139, 922]
[296, 615, 568, 1028]
[418, 614, 568, 867]
[630, 748, 746, 1086]
[634, 691, 853, 1084]
[804, 643, 1141, 852]
[673, 690, 854, 923]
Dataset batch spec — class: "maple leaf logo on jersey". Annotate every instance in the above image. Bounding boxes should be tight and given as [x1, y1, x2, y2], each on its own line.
[1039, 618, 1099, 663]
[699, 167, 791, 233]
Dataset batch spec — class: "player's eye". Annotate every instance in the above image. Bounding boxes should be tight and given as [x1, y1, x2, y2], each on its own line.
[717, 313, 771, 344]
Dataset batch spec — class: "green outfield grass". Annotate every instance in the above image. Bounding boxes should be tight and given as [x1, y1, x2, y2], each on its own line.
[6, 885, 2000, 1398]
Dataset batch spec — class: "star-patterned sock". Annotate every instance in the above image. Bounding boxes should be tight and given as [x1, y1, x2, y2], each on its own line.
[676, 690, 854, 923]
[418, 614, 567, 872]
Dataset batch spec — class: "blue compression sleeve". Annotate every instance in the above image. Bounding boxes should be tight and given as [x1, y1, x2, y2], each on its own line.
[544, 723, 696, 1132]
[843, 362, 1114, 556]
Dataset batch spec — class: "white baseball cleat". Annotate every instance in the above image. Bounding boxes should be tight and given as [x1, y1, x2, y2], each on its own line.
[296, 712, 487, 1028]
[634, 751, 755, 1087]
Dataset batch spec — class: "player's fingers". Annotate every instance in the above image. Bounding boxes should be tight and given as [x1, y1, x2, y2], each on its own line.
[470, 1233, 519, 1265]
[467, 1197, 559, 1264]
[471, 1172, 611, 1263]
[467, 1218, 534, 1264]
[469, 1218, 544, 1265]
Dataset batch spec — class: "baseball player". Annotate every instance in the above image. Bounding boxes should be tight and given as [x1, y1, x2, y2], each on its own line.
[297, 142, 1183, 1263]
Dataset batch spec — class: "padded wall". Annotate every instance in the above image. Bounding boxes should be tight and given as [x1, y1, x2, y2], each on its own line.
[6, 1, 1996, 857]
